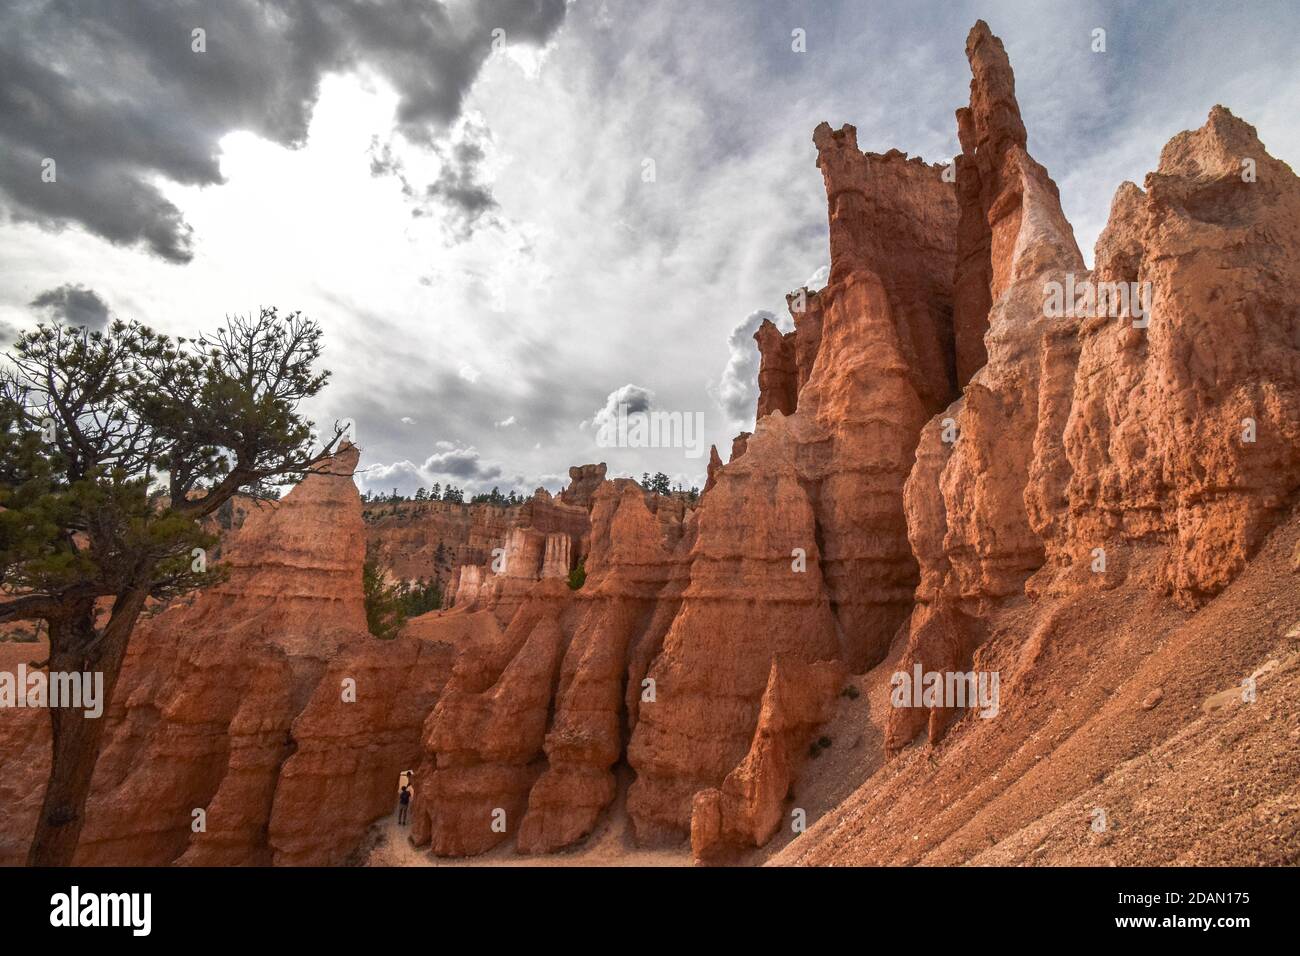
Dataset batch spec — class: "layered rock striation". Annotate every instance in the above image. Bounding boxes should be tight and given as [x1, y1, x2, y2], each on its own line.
[4, 19, 1297, 870]
[0, 445, 453, 866]
[888, 20, 1300, 753]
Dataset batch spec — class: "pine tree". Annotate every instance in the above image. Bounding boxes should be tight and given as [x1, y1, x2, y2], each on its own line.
[0, 308, 344, 865]
[362, 544, 405, 641]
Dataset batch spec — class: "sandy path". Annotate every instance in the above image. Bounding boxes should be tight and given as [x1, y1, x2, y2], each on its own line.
[363, 769, 690, 867]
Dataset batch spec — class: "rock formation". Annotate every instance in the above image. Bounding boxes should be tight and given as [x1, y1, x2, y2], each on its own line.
[407, 478, 693, 855]
[889, 18, 1087, 748]
[787, 289, 824, 392]
[702, 444, 724, 494]
[365, 480, 591, 595]
[689, 658, 844, 862]
[561, 463, 608, 507]
[753, 318, 799, 418]
[888, 19, 1300, 753]
[0, 445, 453, 865]
[4, 19, 1297, 871]
[406, 111, 966, 852]
[365, 498, 516, 585]
[439, 485, 591, 625]
[1046, 106, 1300, 606]
[701, 434, 752, 495]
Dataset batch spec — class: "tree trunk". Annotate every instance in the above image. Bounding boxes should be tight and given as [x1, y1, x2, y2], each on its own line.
[27, 587, 149, 866]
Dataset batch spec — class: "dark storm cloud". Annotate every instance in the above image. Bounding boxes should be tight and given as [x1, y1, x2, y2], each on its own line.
[0, 0, 566, 262]
[423, 445, 502, 481]
[29, 283, 111, 329]
[370, 119, 499, 237]
[357, 444, 503, 497]
[424, 130, 500, 237]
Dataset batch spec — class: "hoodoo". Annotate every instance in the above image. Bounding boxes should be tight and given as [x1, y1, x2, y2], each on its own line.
[2, 19, 1297, 872]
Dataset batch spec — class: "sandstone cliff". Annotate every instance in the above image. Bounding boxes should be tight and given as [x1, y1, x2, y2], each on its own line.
[773, 22, 1300, 866]
[365, 498, 517, 586]
[363, 481, 593, 588]
[397, 92, 964, 860]
[365, 21, 1299, 866]
[4, 18, 1298, 871]
[0, 445, 453, 866]
[406, 478, 694, 855]
[888, 20, 1300, 753]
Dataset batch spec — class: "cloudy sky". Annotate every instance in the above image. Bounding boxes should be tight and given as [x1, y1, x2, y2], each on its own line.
[2, 0, 1298, 496]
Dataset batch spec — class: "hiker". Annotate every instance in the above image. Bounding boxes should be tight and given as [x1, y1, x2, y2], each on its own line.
[398, 784, 412, 825]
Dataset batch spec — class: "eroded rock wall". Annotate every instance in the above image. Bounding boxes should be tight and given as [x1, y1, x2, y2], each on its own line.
[8, 19, 1295, 871]
[0, 445, 449, 866]
[1045, 107, 1300, 606]
[889, 21, 1300, 753]
[408, 479, 693, 855]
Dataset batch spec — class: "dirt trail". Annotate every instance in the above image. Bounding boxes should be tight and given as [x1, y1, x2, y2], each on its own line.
[363, 768, 689, 867]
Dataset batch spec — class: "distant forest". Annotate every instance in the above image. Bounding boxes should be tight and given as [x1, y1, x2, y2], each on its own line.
[361, 471, 701, 510]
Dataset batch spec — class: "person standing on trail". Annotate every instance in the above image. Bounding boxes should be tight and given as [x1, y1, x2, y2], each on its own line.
[398, 783, 412, 825]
